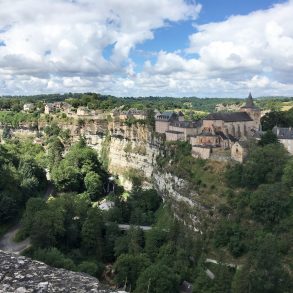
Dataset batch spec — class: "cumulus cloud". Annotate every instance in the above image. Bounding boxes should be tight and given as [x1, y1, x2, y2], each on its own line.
[0, 0, 293, 97]
[0, 0, 201, 94]
[143, 0, 293, 96]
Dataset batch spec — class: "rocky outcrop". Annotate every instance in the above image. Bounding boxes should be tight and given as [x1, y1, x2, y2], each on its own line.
[153, 172, 210, 232]
[0, 250, 123, 293]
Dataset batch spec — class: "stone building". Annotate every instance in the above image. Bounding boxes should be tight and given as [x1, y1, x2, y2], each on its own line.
[272, 126, 293, 154]
[23, 103, 35, 112]
[166, 120, 201, 141]
[44, 102, 71, 114]
[155, 112, 179, 134]
[231, 140, 249, 163]
[191, 93, 260, 160]
[201, 93, 260, 139]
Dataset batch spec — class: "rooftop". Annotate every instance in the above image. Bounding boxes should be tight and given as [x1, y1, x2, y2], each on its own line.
[273, 126, 293, 139]
[155, 111, 178, 121]
[204, 112, 253, 122]
[170, 120, 201, 128]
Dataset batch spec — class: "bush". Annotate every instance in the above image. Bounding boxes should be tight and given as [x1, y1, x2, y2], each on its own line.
[78, 261, 104, 277]
[33, 247, 76, 271]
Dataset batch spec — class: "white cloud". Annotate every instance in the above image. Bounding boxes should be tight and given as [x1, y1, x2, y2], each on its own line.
[141, 0, 293, 97]
[0, 0, 201, 94]
[0, 0, 293, 97]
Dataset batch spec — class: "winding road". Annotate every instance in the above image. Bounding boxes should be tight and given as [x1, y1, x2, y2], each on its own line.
[0, 225, 30, 254]
[0, 183, 54, 254]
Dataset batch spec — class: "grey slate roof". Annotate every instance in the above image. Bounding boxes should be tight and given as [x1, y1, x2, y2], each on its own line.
[170, 120, 201, 128]
[155, 111, 177, 121]
[273, 126, 293, 139]
[204, 112, 253, 122]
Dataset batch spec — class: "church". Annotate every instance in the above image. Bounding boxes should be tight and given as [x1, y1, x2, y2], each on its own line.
[192, 93, 261, 151]
[154, 93, 261, 161]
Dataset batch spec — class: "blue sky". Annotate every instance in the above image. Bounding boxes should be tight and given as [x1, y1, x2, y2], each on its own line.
[0, 0, 292, 97]
[132, 0, 288, 69]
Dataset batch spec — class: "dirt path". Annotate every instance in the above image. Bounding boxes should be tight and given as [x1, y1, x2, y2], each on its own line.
[0, 225, 30, 254]
[0, 183, 54, 254]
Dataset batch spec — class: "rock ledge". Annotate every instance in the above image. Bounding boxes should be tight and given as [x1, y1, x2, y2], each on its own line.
[0, 250, 122, 293]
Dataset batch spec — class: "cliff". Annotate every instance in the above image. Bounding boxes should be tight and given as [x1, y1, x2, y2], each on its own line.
[85, 123, 215, 232]
[0, 120, 216, 232]
[0, 250, 123, 293]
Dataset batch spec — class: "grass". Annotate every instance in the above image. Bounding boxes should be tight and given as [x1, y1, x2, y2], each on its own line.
[281, 101, 293, 111]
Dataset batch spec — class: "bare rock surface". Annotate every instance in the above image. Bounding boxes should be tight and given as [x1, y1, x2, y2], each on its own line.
[0, 250, 122, 293]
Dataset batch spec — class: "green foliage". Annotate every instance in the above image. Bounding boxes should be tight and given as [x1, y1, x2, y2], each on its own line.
[134, 263, 179, 293]
[282, 158, 293, 187]
[226, 143, 289, 188]
[261, 108, 293, 130]
[0, 111, 38, 128]
[259, 130, 279, 146]
[84, 171, 102, 200]
[81, 207, 104, 259]
[0, 142, 46, 224]
[145, 228, 167, 260]
[193, 264, 235, 293]
[0, 192, 18, 222]
[214, 221, 247, 257]
[32, 247, 76, 271]
[114, 253, 150, 289]
[232, 235, 291, 293]
[30, 207, 65, 248]
[250, 183, 291, 226]
[77, 261, 104, 277]
[51, 160, 81, 191]
[47, 137, 64, 170]
[114, 227, 145, 257]
[20, 198, 46, 237]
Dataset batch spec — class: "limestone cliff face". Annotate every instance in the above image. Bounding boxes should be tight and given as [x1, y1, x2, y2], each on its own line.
[86, 123, 160, 190]
[1, 120, 213, 232]
[0, 250, 122, 293]
[85, 124, 212, 232]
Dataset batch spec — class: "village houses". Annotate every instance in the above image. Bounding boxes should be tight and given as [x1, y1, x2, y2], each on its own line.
[155, 93, 261, 162]
[23, 103, 35, 112]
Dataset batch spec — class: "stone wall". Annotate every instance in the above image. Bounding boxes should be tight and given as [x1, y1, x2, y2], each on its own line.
[192, 146, 211, 159]
[0, 250, 122, 293]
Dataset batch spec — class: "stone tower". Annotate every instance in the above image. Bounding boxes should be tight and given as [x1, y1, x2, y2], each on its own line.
[240, 93, 261, 130]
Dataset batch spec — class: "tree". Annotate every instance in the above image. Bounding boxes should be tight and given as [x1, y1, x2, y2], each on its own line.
[30, 208, 65, 248]
[81, 207, 104, 259]
[232, 235, 291, 293]
[32, 247, 75, 271]
[78, 261, 103, 277]
[227, 143, 289, 189]
[47, 137, 64, 170]
[84, 171, 102, 199]
[19, 159, 47, 195]
[134, 264, 178, 293]
[51, 160, 81, 191]
[250, 183, 291, 226]
[104, 223, 121, 262]
[282, 159, 293, 187]
[114, 254, 150, 290]
[145, 229, 167, 260]
[114, 227, 144, 257]
[259, 130, 279, 146]
[0, 192, 18, 222]
[20, 197, 46, 237]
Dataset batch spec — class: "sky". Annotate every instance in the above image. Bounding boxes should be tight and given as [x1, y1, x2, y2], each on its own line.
[0, 0, 293, 97]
